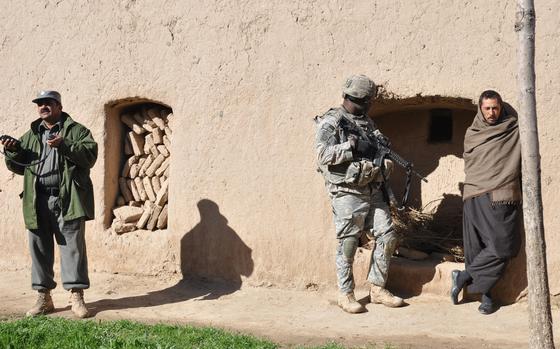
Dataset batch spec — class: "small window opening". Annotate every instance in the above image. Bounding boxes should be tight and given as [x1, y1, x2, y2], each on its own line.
[428, 109, 453, 143]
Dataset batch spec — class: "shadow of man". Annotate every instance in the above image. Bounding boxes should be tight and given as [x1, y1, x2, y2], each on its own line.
[83, 199, 254, 316]
[180, 199, 254, 299]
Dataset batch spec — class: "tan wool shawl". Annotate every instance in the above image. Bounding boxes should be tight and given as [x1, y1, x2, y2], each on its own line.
[463, 104, 521, 203]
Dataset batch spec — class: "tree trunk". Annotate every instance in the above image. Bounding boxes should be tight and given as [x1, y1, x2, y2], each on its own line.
[515, 1, 555, 348]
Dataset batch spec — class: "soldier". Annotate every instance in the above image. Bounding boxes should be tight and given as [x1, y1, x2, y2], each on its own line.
[314, 75, 404, 313]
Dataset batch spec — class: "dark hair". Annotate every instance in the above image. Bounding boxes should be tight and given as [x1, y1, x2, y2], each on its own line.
[478, 90, 503, 107]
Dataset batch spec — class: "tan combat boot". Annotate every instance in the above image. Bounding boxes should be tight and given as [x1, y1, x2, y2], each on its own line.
[69, 289, 89, 318]
[369, 285, 404, 308]
[26, 289, 55, 317]
[337, 291, 366, 314]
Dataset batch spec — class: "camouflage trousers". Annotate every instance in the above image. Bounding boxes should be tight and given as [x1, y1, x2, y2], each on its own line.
[330, 189, 399, 293]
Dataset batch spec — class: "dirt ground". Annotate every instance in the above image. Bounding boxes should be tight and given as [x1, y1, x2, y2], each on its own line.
[0, 270, 557, 349]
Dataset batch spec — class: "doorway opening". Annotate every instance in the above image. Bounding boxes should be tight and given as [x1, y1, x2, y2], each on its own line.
[370, 95, 477, 259]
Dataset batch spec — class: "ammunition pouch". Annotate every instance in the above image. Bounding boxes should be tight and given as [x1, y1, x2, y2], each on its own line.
[326, 160, 380, 186]
[371, 159, 394, 183]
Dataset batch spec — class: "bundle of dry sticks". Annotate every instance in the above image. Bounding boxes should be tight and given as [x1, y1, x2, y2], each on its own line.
[391, 205, 464, 262]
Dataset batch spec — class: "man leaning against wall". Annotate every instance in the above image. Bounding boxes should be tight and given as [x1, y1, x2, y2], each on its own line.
[451, 90, 522, 315]
[1, 90, 98, 318]
[314, 75, 404, 314]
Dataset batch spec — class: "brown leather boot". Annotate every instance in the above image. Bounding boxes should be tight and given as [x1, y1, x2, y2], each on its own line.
[69, 289, 89, 318]
[369, 285, 404, 308]
[26, 289, 54, 317]
[337, 291, 366, 314]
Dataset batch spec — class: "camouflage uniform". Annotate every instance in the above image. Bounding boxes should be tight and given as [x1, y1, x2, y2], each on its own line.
[315, 107, 398, 294]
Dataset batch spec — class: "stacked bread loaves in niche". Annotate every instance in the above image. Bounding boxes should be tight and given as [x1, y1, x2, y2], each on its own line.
[112, 106, 173, 234]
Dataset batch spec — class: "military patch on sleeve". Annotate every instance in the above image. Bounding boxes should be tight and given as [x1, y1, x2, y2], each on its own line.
[321, 123, 335, 134]
[319, 123, 336, 142]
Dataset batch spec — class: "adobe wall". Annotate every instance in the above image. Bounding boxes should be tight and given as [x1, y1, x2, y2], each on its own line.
[0, 1, 559, 296]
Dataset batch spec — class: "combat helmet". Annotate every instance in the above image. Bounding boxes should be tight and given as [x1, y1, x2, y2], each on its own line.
[342, 74, 376, 99]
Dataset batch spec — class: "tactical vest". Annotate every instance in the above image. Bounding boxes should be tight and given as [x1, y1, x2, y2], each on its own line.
[315, 108, 381, 187]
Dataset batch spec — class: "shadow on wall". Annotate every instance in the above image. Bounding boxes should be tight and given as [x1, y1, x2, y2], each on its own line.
[180, 199, 254, 288]
[387, 193, 465, 298]
[82, 199, 253, 316]
[399, 192, 464, 255]
[430, 192, 463, 237]
[372, 106, 472, 210]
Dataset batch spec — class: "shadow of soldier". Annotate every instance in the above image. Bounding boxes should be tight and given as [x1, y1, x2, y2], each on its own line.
[81, 199, 254, 316]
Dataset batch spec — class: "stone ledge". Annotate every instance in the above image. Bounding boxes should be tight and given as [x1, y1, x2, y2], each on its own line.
[353, 247, 526, 304]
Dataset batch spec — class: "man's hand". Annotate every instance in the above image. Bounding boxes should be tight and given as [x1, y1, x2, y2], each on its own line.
[354, 139, 376, 158]
[348, 134, 358, 149]
[47, 135, 63, 148]
[1, 135, 19, 151]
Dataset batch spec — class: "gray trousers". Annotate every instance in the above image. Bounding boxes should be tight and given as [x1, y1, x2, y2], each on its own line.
[28, 192, 89, 291]
[331, 189, 398, 293]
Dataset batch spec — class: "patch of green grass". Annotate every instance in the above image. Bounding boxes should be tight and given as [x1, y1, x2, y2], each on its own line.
[0, 317, 278, 349]
[0, 317, 399, 349]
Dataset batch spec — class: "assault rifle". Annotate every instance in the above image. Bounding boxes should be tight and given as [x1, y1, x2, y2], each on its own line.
[339, 116, 428, 210]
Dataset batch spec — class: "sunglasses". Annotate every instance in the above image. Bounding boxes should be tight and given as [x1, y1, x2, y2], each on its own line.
[346, 95, 371, 105]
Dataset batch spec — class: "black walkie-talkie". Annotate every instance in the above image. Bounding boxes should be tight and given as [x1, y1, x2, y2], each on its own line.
[0, 134, 20, 145]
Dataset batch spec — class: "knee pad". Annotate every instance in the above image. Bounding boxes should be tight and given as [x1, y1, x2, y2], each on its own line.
[342, 237, 359, 262]
[380, 230, 399, 256]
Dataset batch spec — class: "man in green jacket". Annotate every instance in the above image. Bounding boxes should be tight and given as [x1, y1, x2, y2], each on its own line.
[1, 90, 97, 318]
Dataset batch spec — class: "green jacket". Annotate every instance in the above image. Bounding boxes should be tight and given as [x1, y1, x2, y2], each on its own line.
[5, 112, 98, 229]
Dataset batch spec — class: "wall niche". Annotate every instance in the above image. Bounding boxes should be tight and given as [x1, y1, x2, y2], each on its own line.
[104, 98, 173, 234]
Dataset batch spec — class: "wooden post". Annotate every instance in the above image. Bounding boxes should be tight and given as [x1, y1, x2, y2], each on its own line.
[515, 2, 555, 348]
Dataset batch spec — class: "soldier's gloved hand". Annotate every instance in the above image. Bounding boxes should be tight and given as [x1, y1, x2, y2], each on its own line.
[373, 130, 390, 147]
[347, 135, 358, 149]
[354, 140, 375, 158]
